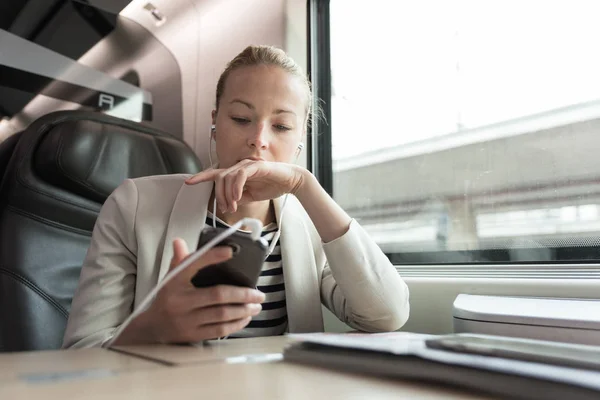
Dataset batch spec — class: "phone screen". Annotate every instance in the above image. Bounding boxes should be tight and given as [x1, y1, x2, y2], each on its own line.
[190, 227, 268, 288]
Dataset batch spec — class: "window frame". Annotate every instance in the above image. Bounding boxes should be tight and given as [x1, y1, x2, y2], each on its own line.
[307, 0, 333, 196]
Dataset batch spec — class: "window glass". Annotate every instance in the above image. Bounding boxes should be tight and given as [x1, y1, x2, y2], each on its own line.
[330, 0, 600, 262]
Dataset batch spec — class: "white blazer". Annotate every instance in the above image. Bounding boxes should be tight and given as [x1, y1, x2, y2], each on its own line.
[63, 174, 410, 348]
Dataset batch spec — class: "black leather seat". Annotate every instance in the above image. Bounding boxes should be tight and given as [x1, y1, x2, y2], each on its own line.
[0, 131, 21, 183]
[0, 111, 202, 352]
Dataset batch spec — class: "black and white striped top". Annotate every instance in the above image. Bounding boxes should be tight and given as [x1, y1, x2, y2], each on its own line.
[205, 212, 288, 337]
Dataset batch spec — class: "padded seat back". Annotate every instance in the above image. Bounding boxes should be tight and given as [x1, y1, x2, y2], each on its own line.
[0, 111, 201, 352]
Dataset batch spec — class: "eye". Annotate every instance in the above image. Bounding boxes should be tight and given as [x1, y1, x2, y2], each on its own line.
[231, 117, 250, 125]
[273, 124, 292, 132]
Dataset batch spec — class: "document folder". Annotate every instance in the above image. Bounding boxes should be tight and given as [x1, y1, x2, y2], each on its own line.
[283, 332, 600, 400]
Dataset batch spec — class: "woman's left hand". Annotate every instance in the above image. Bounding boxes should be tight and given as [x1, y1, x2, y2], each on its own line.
[185, 160, 306, 213]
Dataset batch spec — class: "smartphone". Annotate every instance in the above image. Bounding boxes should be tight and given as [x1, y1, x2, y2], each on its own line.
[425, 333, 600, 371]
[190, 227, 268, 288]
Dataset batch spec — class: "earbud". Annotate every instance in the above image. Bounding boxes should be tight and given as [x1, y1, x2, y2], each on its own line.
[293, 142, 304, 162]
[209, 125, 216, 167]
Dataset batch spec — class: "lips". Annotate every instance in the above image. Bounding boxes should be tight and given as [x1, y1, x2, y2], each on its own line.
[240, 156, 265, 162]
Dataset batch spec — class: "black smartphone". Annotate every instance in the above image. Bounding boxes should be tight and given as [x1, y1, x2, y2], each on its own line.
[190, 227, 268, 288]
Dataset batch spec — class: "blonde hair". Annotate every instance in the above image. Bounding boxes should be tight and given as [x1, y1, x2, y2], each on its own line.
[215, 45, 314, 128]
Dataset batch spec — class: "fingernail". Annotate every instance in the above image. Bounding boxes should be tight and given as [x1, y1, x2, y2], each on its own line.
[249, 303, 262, 314]
[252, 289, 266, 300]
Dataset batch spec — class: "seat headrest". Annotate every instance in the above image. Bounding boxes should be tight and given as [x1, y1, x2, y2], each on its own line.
[34, 119, 200, 203]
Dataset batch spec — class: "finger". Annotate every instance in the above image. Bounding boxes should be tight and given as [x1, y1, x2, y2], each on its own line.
[191, 303, 262, 325]
[214, 171, 227, 213]
[175, 246, 233, 284]
[194, 316, 253, 341]
[224, 172, 237, 213]
[220, 161, 252, 212]
[185, 169, 221, 185]
[185, 160, 253, 186]
[232, 168, 248, 205]
[189, 285, 266, 307]
[234, 164, 265, 204]
[169, 238, 190, 271]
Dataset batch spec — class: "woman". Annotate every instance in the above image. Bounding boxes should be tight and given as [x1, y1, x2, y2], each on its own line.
[63, 45, 409, 348]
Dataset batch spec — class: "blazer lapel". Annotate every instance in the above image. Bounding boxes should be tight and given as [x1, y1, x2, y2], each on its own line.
[274, 197, 324, 333]
[157, 181, 213, 282]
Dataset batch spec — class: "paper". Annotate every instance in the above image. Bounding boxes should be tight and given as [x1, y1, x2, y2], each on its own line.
[287, 332, 432, 355]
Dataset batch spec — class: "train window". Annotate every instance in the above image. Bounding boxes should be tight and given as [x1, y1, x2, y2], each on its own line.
[323, 0, 600, 264]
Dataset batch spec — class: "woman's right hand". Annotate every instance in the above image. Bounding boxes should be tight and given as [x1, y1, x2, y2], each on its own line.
[113, 238, 265, 345]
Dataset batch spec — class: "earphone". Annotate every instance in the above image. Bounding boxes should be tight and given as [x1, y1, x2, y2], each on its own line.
[209, 125, 216, 167]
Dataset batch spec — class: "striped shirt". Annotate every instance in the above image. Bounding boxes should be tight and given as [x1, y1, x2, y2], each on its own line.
[205, 212, 288, 337]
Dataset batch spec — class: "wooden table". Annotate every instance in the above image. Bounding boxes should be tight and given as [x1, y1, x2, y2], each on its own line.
[0, 336, 493, 399]
[0, 347, 159, 383]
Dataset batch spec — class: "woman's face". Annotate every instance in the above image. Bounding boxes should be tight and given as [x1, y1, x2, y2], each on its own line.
[212, 64, 307, 169]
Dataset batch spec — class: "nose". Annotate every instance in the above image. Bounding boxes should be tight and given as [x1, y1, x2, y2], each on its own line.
[247, 122, 269, 150]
